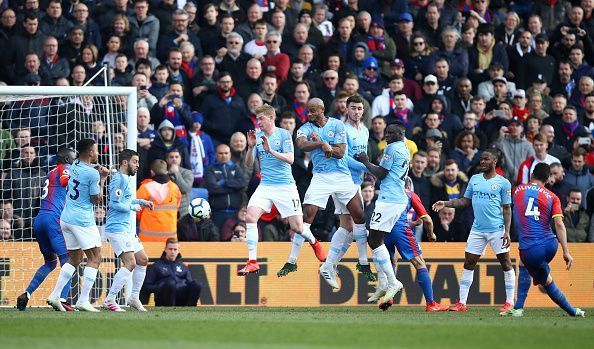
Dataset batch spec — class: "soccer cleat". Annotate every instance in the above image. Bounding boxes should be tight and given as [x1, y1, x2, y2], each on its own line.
[277, 262, 298, 277]
[382, 280, 403, 304]
[102, 299, 125, 312]
[449, 301, 468, 312]
[426, 301, 449, 312]
[574, 308, 586, 317]
[310, 239, 326, 262]
[500, 308, 523, 317]
[47, 297, 66, 312]
[60, 300, 75, 312]
[498, 302, 513, 313]
[368, 287, 387, 303]
[319, 263, 339, 289]
[128, 298, 148, 312]
[379, 299, 394, 311]
[237, 260, 260, 276]
[16, 292, 29, 311]
[75, 301, 100, 312]
[356, 263, 377, 281]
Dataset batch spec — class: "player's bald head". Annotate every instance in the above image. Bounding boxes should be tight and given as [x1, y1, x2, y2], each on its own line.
[307, 98, 324, 111]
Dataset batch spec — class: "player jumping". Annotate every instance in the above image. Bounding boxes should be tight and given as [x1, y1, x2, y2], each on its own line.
[102, 149, 154, 311]
[369, 178, 448, 312]
[16, 148, 76, 311]
[355, 121, 409, 309]
[432, 148, 516, 313]
[46, 139, 109, 312]
[501, 163, 585, 317]
[237, 104, 320, 275]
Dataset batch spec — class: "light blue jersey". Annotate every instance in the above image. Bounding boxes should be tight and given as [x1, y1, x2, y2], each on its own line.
[106, 172, 146, 233]
[377, 141, 409, 204]
[344, 122, 369, 185]
[296, 118, 349, 175]
[60, 160, 100, 227]
[464, 173, 512, 233]
[253, 127, 295, 186]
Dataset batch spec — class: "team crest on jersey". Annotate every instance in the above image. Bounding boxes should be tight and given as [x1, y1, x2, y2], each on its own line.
[115, 189, 122, 197]
[274, 139, 281, 146]
[176, 266, 183, 273]
[491, 183, 499, 190]
[339, 130, 346, 138]
[327, 131, 335, 138]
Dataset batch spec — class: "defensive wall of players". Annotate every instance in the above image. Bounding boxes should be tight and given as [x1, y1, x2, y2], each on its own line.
[2, 242, 593, 307]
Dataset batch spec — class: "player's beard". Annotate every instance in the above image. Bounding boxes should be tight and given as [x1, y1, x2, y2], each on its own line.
[128, 164, 137, 176]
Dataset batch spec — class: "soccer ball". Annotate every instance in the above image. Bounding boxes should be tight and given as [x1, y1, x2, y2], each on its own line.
[189, 198, 211, 221]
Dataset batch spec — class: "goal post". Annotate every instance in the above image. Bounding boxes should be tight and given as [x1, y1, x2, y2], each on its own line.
[0, 85, 137, 307]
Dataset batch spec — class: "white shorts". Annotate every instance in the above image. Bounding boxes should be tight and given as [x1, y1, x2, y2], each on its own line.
[304, 172, 359, 210]
[106, 232, 144, 257]
[333, 189, 363, 215]
[369, 201, 408, 233]
[248, 184, 303, 218]
[60, 221, 101, 251]
[465, 230, 510, 255]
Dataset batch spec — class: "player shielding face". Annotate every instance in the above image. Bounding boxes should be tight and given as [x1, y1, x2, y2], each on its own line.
[238, 104, 306, 276]
[432, 148, 516, 313]
[102, 149, 154, 312]
[47, 138, 110, 312]
[356, 121, 409, 310]
[502, 163, 584, 317]
[16, 148, 76, 311]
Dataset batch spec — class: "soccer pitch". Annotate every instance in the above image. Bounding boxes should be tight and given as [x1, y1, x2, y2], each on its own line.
[1, 307, 593, 349]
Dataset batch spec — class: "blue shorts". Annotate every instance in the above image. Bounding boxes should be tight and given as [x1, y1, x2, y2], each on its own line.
[519, 238, 558, 286]
[384, 226, 422, 261]
[33, 213, 67, 258]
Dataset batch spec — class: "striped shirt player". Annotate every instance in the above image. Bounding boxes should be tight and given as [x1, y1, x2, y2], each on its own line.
[17, 149, 75, 311]
[504, 163, 584, 317]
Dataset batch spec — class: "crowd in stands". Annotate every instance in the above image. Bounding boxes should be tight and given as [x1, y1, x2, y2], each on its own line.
[2, 0, 594, 243]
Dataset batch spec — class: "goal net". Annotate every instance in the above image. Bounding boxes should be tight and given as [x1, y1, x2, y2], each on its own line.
[0, 85, 137, 307]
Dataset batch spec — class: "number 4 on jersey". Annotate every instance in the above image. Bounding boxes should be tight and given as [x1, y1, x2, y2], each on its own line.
[524, 197, 540, 221]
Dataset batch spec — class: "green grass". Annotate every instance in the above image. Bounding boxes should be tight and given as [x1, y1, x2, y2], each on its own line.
[1, 307, 593, 349]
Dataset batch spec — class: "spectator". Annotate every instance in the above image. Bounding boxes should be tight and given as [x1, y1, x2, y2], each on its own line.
[137, 159, 182, 243]
[563, 188, 590, 242]
[141, 238, 202, 306]
[146, 119, 191, 178]
[263, 30, 290, 82]
[431, 207, 467, 242]
[152, 0, 176, 36]
[317, 70, 340, 112]
[550, 61, 575, 98]
[128, 0, 159, 55]
[555, 105, 589, 152]
[469, 23, 509, 86]
[236, 58, 263, 101]
[279, 59, 311, 103]
[100, 35, 121, 67]
[15, 53, 47, 86]
[244, 19, 268, 59]
[150, 81, 193, 146]
[361, 181, 375, 227]
[179, 41, 198, 80]
[409, 151, 432, 209]
[280, 23, 312, 59]
[129, 39, 161, 70]
[132, 72, 157, 109]
[260, 73, 287, 118]
[220, 205, 247, 241]
[358, 56, 385, 101]
[165, 149, 194, 240]
[187, 111, 215, 187]
[0, 218, 12, 240]
[432, 58, 455, 96]
[524, 34, 555, 88]
[393, 13, 414, 60]
[190, 55, 218, 111]
[290, 80, 311, 126]
[39, 0, 74, 43]
[372, 88, 418, 137]
[405, 33, 435, 83]
[424, 147, 442, 177]
[548, 162, 572, 207]
[388, 58, 423, 102]
[71, 3, 101, 49]
[10, 14, 46, 82]
[204, 144, 247, 229]
[517, 133, 560, 184]
[230, 222, 247, 242]
[164, 48, 190, 95]
[434, 27, 469, 79]
[203, 13, 234, 58]
[299, 44, 320, 83]
[569, 45, 594, 83]
[0, 200, 25, 239]
[59, 25, 85, 68]
[565, 147, 594, 208]
[79, 44, 101, 80]
[229, 131, 256, 186]
[569, 76, 594, 116]
[312, 4, 333, 42]
[495, 116, 535, 184]
[103, 14, 135, 58]
[200, 72, 248, 145]
[215, 32, 251, 84]
[540, 124, 571, 165]
[450, 130, 481, 175]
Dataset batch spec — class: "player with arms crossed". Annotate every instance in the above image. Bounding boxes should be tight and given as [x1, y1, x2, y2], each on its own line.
[355, 121, 409, 308]
[432, 148, 516, 312]
[501, 163, 585, 317]
[237, 104, 312, 275]
[46, 139, 109, 312]
[371, 177, 448, 311]
[16, 148, 77, 311]
[102, 149, 154, 311]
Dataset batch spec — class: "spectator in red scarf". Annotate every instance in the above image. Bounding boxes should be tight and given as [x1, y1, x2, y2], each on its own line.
[180, 41, 198, 79]
[367, 20, 396, 77]
[150, 81, 193, 146]
[39, 36, 70, 83]
[291, 80, 311, 126]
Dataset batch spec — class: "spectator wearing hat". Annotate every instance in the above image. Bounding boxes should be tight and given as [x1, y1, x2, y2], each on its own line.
[348, 41, 370, 78]
[428, 95, 463, 145]
[468, 23, 509, 86]
[478, 63, 517, 102]
[415, 74, 448, 116]
[188, 111, 215, 187]
[358, 56, 384, 101]
[387, 58, 423, 102]
[495, 115, 535, 184]
[393, 12, 414, 60]
[511, 89, 530, 121]
[524, 33, 556, 87]
[485, 76, 513, 110]
[367, 20, 396, 78]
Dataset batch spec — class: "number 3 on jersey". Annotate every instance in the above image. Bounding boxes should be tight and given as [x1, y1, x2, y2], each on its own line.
[69, 179, 80, 200]
[524, 197, 540, 221]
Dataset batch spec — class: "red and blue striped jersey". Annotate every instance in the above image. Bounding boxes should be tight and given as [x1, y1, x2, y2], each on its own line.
[38, 164, 70, 218]
[513, 183, 562, 250]
[393, 190, 429, 234]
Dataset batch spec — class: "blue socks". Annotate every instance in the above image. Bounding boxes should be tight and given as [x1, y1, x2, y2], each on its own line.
[544, 281, 576, 316]
[26, 261, 56, 295]
[417, 267, 434, 303]
[514, 266, 531, 310]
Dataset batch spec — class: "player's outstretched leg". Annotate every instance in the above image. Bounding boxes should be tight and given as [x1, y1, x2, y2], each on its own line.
[277, 234, 303, 277]
[543, 280, 584, 317]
